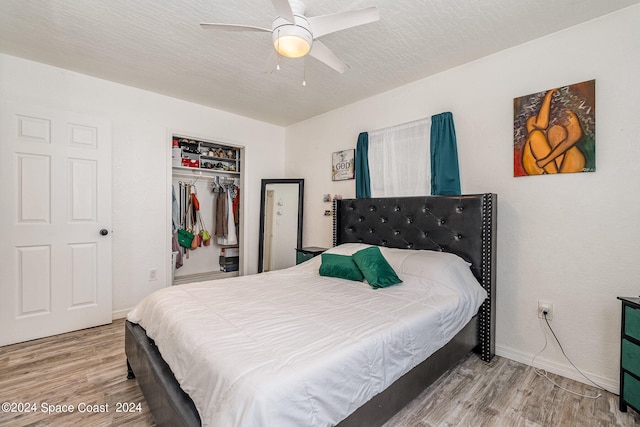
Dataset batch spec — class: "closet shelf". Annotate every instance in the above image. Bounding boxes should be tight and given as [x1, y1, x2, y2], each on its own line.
[200, 155, 237, 162]
[172, 165, 239, 176]
[172, 135, 240, 175]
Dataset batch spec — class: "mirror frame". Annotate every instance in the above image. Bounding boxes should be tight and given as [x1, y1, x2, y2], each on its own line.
[258, 178, 304, 273]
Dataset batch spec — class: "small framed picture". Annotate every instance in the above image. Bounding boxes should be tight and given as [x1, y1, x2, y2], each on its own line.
[332, 149, 355, 181]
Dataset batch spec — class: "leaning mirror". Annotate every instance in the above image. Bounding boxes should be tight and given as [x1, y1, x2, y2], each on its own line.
[258, 179, 304, 273]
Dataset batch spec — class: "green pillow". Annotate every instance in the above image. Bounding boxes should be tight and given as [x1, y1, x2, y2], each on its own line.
[352, 246, 402, 289]
[319, 253, 364, 282]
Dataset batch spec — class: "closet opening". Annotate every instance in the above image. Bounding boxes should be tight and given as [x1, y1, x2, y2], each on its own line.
[170, 134, 243, 285]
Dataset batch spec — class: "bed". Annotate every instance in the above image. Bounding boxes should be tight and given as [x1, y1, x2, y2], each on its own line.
[125, 193, 497, 426]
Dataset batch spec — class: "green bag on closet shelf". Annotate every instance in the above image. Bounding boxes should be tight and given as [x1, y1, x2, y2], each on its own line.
[177, 229, 194, 248]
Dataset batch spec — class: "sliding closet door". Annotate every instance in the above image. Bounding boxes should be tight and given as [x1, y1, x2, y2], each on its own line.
[0, 104, 112, 346]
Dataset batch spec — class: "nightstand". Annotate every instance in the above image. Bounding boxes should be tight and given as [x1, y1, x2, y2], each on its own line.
[618, 296, 640, 413]
[295, 247, 327, 264]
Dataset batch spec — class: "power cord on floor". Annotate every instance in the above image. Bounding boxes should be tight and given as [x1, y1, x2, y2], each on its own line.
[531, 312, 604, 399]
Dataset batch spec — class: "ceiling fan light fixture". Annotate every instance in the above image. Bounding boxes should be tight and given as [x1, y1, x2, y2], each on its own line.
[272, 15, 313, 59]
[275, 34, 311, 58]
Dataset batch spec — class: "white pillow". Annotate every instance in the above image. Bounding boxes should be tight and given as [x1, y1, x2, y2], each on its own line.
[323, 243, 372, 256]
[380, 247, 486, 300]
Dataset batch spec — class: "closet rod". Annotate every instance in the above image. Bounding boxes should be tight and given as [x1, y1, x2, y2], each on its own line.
[172, 172, 238, 182]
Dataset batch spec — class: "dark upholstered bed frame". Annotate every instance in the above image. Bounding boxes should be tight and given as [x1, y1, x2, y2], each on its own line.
[125, 193, 497, 427]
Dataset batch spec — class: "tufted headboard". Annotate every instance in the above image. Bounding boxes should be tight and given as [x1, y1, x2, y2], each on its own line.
[332, 194, 497, 361]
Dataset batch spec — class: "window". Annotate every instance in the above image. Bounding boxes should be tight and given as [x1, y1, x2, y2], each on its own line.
[368, 118, 430, 197]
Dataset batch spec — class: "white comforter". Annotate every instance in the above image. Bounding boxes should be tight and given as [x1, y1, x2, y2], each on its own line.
[128, 244, 487, 426]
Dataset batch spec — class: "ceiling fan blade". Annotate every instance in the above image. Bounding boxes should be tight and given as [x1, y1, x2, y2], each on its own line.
[199, 23, 271, 32]
[270, 0, 295, 22]
[309, 40, 348, 73]
[263, 51, 279, 73]
[308, 7, 379, 38]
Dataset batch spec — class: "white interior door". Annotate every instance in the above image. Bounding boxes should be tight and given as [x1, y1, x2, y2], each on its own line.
[0, 104, 112, 346]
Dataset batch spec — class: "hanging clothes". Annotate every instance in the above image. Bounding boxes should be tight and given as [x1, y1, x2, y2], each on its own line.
[217, 186, 238, 245]
[172, 184, 180, 231]
[226, 187, 237, 244]
[214, 187, 227, 237]
[233, 187, 240, 225]
[190, 185, 198, 227]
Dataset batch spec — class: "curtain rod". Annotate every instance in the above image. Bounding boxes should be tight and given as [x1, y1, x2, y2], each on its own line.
[369, 116, 429, 134]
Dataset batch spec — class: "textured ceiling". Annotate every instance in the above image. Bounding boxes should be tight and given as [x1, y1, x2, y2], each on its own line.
[1, 0, 639, 126]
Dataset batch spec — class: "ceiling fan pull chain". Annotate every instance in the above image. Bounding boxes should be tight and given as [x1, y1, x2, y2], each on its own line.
[302, 58, 307, 86]
[276, 29, 281, 71]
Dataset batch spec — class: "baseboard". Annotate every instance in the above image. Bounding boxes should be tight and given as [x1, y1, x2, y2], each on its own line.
[112, 308, 132, 320]
[496, 345, 618, 394]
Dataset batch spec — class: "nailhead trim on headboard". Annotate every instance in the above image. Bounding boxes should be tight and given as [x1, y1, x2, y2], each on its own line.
[479, 194, 496, 361]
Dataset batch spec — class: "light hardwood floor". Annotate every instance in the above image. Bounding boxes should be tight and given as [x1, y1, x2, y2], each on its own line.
[1, 319, 639, 426]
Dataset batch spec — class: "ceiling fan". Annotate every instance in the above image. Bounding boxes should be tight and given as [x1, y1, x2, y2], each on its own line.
[200, 0, 379, 74]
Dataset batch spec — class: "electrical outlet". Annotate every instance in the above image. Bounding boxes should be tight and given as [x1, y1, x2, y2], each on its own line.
[538, 301, 553, 320]
[149, 268, 157, 281]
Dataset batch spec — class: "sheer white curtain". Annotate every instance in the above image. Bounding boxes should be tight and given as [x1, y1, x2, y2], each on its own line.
[368, 118, 430, 197]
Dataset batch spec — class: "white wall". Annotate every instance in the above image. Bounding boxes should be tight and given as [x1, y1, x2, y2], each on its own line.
[0, 54, 285, 316]
[285, 5, 640, 391]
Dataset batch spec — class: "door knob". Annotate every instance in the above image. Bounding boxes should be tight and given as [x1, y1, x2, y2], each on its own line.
[100, 229, 109, 236]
